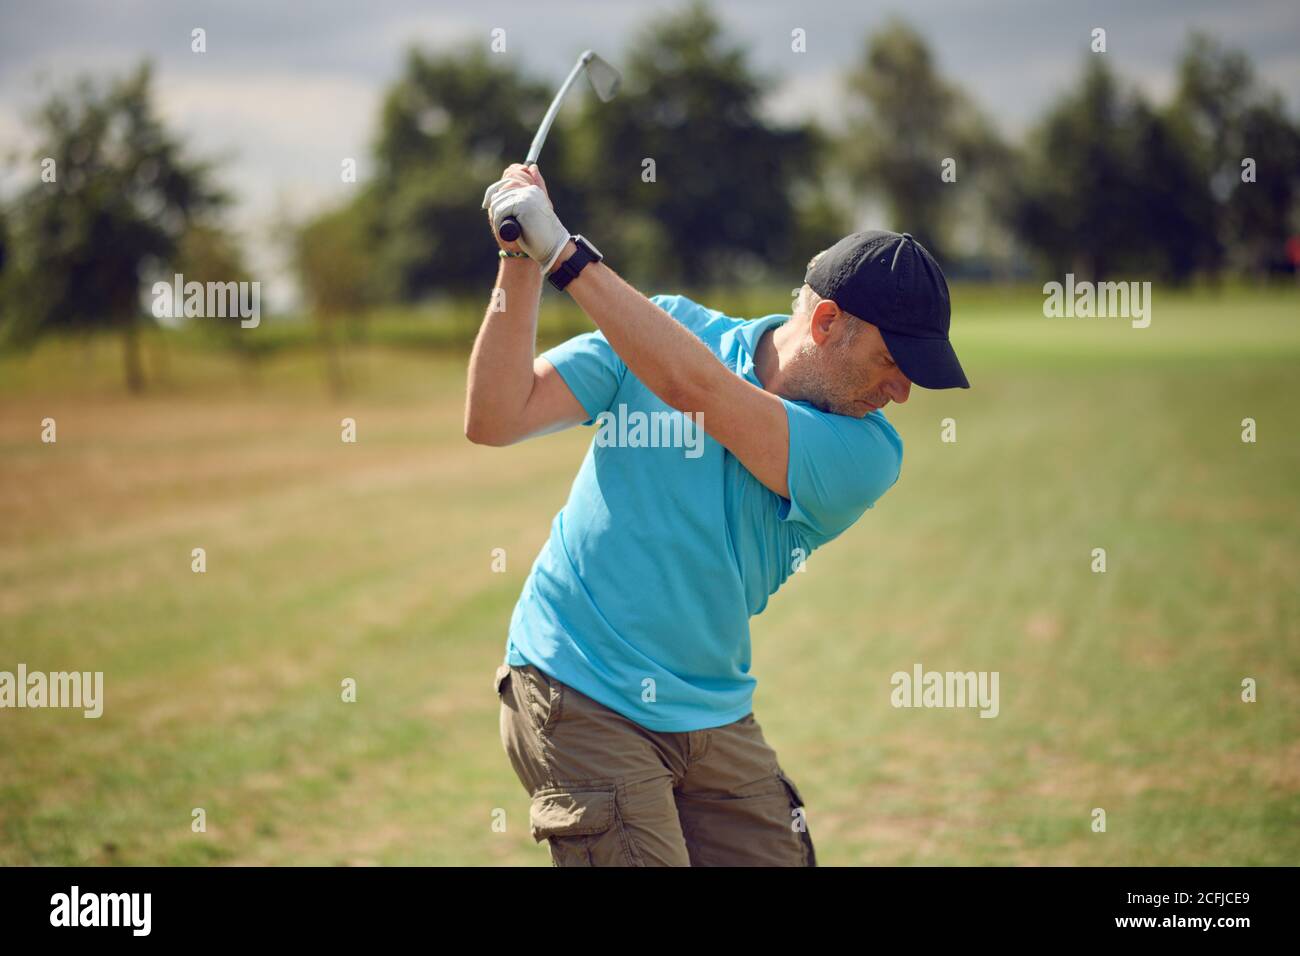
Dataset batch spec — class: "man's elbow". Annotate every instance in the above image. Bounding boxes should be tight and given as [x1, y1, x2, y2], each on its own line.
[464, 416, 514, 447]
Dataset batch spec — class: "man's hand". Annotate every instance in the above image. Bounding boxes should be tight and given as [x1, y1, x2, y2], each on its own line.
[482, 164, 570, 271]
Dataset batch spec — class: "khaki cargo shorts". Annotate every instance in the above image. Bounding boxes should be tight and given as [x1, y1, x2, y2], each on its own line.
[494, 661, 816, 866]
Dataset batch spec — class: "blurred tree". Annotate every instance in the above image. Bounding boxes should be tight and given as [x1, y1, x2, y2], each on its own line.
[572, 1, 842, 287]
[369, 48, 551, 298]
[1127, 101, 1221, 281]
[1007, 37, 1297, 283]
[175, 222, 267, 385]
[1, 62, 227, 390]
[356, 5, 843, 297]
[1006, 58, 1193, 280]
[293, 199, 381, 396]
[1229, 97, 1300, 276]
[785, 123, 855, 282]
[1175, 33, 1256, 167]
[0, 209, 10, 325]
[1174, 34, 1300, 277]
[840, 18, 1007, 265]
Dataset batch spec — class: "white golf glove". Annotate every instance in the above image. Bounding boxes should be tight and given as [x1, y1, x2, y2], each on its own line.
[483, 182, 571, 272]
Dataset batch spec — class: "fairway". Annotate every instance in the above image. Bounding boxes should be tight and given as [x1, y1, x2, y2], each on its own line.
[1, 286, 1297, 865]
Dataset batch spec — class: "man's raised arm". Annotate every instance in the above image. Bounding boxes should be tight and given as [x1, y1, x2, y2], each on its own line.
[483, 171, 791, 497]
[463, 165, 588, 446]
[555, 241, 792, 497]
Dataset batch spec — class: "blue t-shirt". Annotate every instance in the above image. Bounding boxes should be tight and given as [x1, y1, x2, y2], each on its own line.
[504, 294, 903, 732]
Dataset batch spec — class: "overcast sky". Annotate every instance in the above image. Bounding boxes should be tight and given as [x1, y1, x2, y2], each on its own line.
[2, 0, 1297, 305]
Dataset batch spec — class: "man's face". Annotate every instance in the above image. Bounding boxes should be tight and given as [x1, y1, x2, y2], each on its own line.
[783, 290, 913, 418]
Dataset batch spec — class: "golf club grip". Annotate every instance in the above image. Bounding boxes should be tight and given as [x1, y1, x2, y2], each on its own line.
[498, 216, 522, 243]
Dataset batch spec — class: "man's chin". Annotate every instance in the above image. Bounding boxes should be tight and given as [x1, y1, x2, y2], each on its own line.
[821, 403, 870, 419]
[791, 387, 865, 418]
[827, 399, 874, 418]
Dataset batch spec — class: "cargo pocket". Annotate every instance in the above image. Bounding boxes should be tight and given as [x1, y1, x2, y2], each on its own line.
[529, 785, 640, 867]
[776, 770, 817, 867]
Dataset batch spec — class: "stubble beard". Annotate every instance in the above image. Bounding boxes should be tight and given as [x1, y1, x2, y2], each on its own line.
[783, 339, 859, 416]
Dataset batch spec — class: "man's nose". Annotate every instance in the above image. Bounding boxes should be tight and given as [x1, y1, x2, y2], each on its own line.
[884, 375, 911, 405]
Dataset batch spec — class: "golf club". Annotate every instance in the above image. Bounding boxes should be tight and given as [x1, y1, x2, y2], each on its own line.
[496, 49, 621, 243]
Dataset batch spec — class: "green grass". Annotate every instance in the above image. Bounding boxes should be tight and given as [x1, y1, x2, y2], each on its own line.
[0, 284, 1297, 865]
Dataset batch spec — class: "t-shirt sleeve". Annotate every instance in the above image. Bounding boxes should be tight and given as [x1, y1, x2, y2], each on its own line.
[538, 330, 627, 426]
[539, 294, 708, 425]
[778, 402, 904, 537]
[649, 293, 717, 334]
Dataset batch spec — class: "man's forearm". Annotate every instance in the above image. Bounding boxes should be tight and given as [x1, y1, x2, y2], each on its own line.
[556, 242, 728, 413]
[464, 258, 543, 441]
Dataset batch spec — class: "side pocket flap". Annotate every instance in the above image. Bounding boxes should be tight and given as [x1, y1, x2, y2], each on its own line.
[529, 787, 615, 840]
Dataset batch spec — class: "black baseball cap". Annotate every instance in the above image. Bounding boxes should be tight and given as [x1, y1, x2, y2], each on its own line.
[804, 230, 970, 389]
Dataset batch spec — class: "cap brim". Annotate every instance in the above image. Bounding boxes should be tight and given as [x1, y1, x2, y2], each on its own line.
[878, 329, 970, 389]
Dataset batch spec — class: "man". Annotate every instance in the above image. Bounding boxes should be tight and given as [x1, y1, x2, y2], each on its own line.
[467, 163, 970, 866]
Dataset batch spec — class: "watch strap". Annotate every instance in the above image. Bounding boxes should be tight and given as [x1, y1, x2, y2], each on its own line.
[548, 236, 601, 292]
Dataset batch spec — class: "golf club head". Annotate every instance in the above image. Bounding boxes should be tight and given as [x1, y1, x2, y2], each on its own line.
[584, 53, 621, 102]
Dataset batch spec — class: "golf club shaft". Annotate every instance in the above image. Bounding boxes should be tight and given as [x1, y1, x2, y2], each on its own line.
[498, 53, 594, 243]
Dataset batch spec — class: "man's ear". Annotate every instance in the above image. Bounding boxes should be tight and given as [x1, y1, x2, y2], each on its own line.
[808, 299, 839, 345]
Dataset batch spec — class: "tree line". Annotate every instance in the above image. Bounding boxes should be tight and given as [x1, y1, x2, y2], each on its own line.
[1, 2, 1296, 390]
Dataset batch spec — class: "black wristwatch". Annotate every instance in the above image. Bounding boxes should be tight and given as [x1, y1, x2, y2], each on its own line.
[548, 235, 603, 292]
